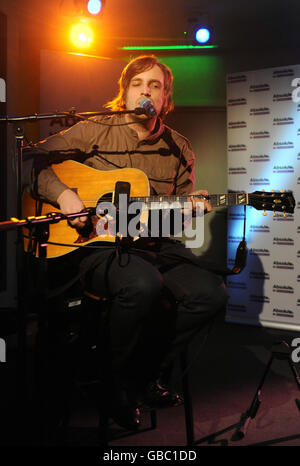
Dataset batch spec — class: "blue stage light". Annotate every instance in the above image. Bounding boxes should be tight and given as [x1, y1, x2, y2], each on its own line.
[87, 0, 102, 15]
[195, 27, 210, 44]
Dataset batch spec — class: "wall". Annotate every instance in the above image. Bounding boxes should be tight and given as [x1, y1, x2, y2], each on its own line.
[165, 107, 227, 264]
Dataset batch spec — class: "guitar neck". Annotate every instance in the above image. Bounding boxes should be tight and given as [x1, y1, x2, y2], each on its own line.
[130, 192, 248, 209]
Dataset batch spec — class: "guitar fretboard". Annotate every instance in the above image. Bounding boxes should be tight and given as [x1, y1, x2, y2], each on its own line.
[130, 192, 248, 208]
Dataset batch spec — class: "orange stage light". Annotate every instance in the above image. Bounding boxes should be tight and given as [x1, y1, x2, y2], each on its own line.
[70, 21, 94, 49]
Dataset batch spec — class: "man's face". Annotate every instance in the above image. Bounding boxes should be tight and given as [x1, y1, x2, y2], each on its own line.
[125, 64, 166, 118]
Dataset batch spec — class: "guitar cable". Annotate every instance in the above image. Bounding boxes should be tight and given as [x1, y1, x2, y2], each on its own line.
[232, 205, 248, 274]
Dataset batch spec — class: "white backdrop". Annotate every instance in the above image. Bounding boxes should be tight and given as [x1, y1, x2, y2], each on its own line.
[226, 65, 300, 330]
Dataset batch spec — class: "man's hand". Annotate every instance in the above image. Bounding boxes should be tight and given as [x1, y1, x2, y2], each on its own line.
[57, 188, 88, 228]
[189, 190, 213, 214]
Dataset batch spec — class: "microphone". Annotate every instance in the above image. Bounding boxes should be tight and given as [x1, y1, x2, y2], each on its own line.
[136, 97, 157, 118]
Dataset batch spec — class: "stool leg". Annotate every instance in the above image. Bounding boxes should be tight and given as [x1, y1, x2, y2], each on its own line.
[98, 382, 109, 446]
[180, 350, 195, 445]
[150, 408, 157, 429]
[97, 301, 111, 446]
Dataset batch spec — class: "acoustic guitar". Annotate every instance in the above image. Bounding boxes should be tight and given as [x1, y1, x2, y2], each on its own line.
[22, 160, 295, 258]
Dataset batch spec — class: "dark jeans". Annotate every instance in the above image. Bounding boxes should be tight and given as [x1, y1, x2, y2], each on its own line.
[82, 242, 228, 387]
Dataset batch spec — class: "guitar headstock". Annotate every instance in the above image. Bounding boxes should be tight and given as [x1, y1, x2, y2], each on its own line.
[248, 190, 295, 216]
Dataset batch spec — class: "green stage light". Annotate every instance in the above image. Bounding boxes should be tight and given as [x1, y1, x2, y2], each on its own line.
[119, 45, 218, 51]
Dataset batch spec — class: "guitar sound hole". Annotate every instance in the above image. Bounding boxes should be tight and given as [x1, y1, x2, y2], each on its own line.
[98, 193, 113, 203]
[96, 193, 113, 215]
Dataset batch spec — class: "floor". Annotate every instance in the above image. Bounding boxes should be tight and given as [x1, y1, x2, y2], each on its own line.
[1, 308, 300, 450]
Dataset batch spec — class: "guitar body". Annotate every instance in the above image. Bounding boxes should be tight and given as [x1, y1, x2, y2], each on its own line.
[22, 160, 150, 258]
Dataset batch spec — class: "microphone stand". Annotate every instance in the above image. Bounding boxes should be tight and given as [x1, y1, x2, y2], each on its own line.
[0, 106, 145, 444]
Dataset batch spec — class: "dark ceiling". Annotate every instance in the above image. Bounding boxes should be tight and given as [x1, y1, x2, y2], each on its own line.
[12, 0, 300, 53]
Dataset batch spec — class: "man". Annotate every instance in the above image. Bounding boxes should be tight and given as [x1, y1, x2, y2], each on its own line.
[24, 55, 228, 430]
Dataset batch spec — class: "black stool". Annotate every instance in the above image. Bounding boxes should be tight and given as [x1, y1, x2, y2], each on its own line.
[68, 290, 158, 446]
[35, 287, 211, 446]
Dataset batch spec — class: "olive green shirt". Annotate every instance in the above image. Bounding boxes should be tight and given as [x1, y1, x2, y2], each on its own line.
[34, 114, 195, 204]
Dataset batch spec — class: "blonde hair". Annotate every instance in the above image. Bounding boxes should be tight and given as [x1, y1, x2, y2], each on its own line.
[105, 55, 174, 119]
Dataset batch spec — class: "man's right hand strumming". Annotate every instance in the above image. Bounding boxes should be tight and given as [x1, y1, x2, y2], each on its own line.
[57, 188, 88, 229]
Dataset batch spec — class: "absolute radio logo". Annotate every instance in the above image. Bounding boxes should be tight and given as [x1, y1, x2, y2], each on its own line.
[228, 235, 244, 243]
[273, 117, 294, 125]
[273, 308, 294, 318]
[250, 131, 270, 139]
[273, 261, 294, 270]
[227, 303, 247, 312]
[249, 271, 270, 280]
[227, 281, 247, 289]
[273, 68, 294, 78]
[291, 79, 300, 102]
[228, 212, 245, 220]
[228, 98, 247, 106]
[273, 93, 292, 102]
[250, 224, 270, 233]
[273, 165, 294, 173]
[250, 248, 270, 256]
[273, 141, 294, 149]
[249, 294, 270, 303]
[228, 144, 247, 152]
[273, 285, 294, 293]
[228, 121, 247, 129]
[250, 154, 270, 163]
[273, 237, 294, 245]
[273, 213, 294, 221]
[249, 84, 270, 92]
[250, 177, 270, 186]
[250, 107, 270, 115]
[228, 167, 247, 174]
[227, 75, 247, 83]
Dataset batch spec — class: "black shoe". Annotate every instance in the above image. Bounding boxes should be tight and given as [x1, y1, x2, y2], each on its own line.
[144, 379, 184, 408]
[111, 402, 141, 431]
[110, 383, 141, 431]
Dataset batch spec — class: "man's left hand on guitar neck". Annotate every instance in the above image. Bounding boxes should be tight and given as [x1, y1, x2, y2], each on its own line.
[189, 190, 213, 214]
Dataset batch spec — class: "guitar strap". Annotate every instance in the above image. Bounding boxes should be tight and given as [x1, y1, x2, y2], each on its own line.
[161, 126, 184, 195]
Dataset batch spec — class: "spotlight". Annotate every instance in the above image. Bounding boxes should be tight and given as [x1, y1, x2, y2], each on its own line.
[195, 27, 211, 44]
[70, 21, 94, 48]
[87, 0, 103, 15]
